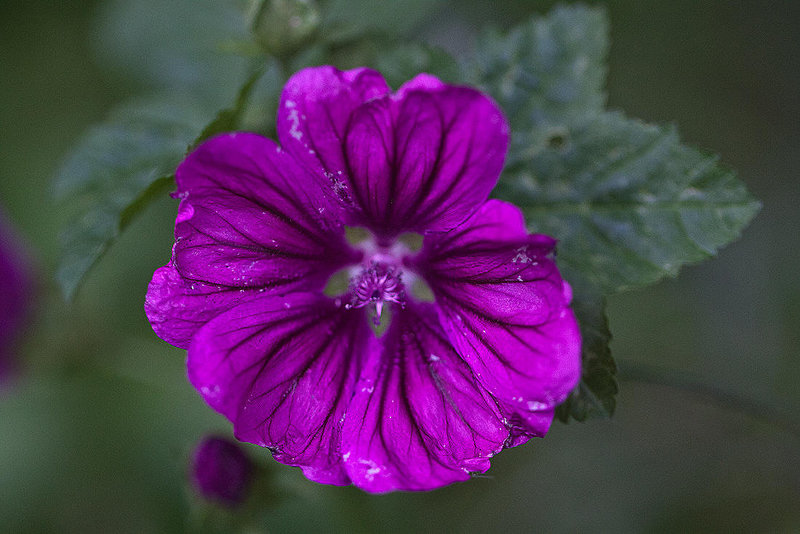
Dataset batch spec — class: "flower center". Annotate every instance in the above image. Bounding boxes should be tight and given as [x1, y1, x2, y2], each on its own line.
[346, 261, 405, 326]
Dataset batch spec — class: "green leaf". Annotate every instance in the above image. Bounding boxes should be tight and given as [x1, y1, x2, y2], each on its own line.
[118, 175, 176, 232]
[55, 66, 269, 300]
[54, 98, 206, 300]
[465, 4, 608, 133]
[474, 5, 760, 422]
[555, 285, 617, 422]
[495, 112, 761, 294]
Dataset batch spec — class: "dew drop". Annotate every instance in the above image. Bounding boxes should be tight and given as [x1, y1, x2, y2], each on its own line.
[526, 400, 549, 411]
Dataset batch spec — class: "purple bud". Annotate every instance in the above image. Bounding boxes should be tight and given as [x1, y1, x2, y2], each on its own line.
[191, 436, 253, 506]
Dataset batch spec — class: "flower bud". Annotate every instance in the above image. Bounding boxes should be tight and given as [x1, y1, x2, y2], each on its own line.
[191, 436, 253, 507]
[247, 0, 320, 58]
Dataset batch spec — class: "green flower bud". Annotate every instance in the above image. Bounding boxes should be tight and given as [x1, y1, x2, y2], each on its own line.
[248, 0, 320, 57]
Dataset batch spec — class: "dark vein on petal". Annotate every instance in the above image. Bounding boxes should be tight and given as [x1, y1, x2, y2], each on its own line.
[193, 171, 327, 245]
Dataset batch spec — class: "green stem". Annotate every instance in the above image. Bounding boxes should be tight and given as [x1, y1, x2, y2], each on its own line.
[617, 359, 800, 440]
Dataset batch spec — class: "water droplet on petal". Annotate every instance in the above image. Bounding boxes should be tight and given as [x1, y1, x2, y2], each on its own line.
[526, 400, 549, 411]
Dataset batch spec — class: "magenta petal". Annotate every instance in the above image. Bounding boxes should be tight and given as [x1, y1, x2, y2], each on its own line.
[188, 293, 375, 484]
[173, 132, 358, 290]
[342, 303, 509, 492]
[412, 200, 581, 437]
[500, 405, 556, 447]
[145, 264, 263, 349]
[278, 66, 391, 182]
[342, 76, 509, 237]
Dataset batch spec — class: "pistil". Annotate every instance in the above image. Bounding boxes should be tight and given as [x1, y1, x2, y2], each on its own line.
[347, 262, 405, 325]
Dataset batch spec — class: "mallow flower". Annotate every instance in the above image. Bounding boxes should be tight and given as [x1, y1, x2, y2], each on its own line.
[146, 66, 581, 492]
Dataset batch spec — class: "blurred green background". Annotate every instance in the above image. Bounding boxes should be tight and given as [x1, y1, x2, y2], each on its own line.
[1, 0, 798, 532]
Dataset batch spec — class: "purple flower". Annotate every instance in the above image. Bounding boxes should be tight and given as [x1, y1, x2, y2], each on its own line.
[191, 435, 253, 506]
[0, 210, 32, 386]
[146, 67, 581, 492]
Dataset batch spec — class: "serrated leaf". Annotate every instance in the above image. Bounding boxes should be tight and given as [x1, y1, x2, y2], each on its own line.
[474, 5, 760, 422]
[495, 112, 761, 294]
[466, 4, 608, 165]
[556, 285, 617, 422]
